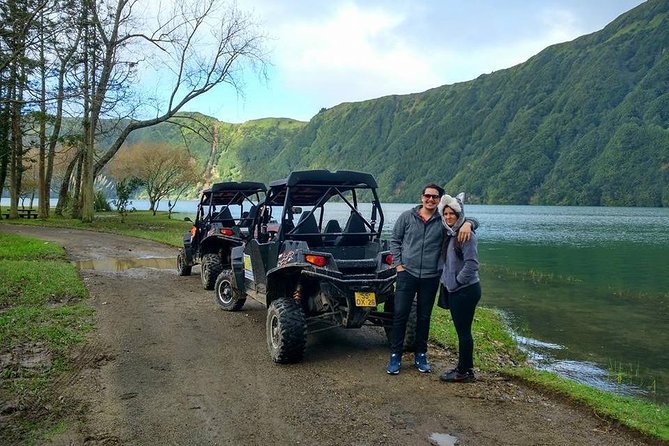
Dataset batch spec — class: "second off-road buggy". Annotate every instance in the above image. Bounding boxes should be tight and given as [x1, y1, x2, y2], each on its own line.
[177, 181, 266, 290]
[214, 170, 412, 363]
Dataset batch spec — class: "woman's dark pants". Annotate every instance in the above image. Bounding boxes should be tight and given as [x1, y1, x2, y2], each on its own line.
[449, 282, 481, 371]
[389, 271, 439, 355]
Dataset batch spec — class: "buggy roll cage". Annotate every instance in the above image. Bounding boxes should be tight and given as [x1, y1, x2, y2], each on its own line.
[256, 170, 384, 244]
[196, 182, 267, 227]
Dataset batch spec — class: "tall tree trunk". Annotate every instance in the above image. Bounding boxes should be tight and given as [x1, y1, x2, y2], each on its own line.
[46, 26, 82, 217]
[55, 151, 80, 216]
[0, 81, 9, 202]
[80, 2, 95, 223]
[71, 150, 83, 219]
[81, 129, 95, 222]
[38, 11, 48, 218]
[8, 59, 23, 218]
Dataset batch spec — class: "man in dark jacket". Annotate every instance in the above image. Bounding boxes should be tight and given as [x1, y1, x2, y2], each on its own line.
[387, 184, 475, 374]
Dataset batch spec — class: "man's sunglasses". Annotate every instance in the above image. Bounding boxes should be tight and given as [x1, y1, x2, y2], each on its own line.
[422, 193, 441, 200]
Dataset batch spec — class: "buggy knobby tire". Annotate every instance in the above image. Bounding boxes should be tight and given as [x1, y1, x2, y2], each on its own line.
[384, 297, 417, 352]
[266, 298, 307, 364]
[176, 248, 192, 276]
[201, 254, 224, 290]
[215, 270, 245, 311]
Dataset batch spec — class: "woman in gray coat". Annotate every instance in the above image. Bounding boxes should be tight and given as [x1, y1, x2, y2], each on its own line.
[438, 193, 481, 383]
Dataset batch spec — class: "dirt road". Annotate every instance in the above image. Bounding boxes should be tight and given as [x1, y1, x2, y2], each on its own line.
[1, 225, 659, 445]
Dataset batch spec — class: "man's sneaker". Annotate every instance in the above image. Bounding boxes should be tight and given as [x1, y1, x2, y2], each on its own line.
[414, 353, 432, 373]
[386, 353, 401, 375]
[440, 368, 476, 383]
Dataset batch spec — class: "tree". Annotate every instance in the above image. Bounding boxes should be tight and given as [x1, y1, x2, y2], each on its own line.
[73, 0, 267, 222]
[111, 176, 141, 222]
[0, 0, 58, 218]
[111, 143, 198, 215]
[18, 153, 38, 207]
[36, 0, 83, 218]
[2, 0, 267, 221]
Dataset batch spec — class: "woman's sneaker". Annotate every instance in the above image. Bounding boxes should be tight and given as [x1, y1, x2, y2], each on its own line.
[440, 368, 476, 383]
[386, 353, 401, 375]
[414, 353, 431, 373]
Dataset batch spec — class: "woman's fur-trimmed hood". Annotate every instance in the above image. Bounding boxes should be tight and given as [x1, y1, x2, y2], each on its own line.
[438, 193, 465, 236]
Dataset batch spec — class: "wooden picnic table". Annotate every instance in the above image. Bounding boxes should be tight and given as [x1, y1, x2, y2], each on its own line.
[2, 208, 39, 219]
[17, 208, 38, 219]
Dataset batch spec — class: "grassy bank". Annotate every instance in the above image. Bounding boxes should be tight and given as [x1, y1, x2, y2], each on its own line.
[1, 211, 667, 441]
[0, 233, 93, 444]
[430, 307, 669, 440]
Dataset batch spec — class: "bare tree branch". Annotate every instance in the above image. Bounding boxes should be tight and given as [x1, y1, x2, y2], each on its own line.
[92, 0, 267, 175]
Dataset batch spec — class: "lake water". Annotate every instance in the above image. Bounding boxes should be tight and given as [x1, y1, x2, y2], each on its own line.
[4, 198, 668, 403]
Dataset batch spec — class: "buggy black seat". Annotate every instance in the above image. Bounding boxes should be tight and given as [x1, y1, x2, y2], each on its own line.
[291, 212, 322, 246]
[323, 219, 342, 244]
[335, 212, 368, 246]
[239, 205, 257, 228]
[214, 207, 235, 227]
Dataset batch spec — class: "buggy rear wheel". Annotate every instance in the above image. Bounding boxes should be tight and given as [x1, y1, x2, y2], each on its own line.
[384, 297, 417, 352]
[215, 270, 245, 311]
[176, 248, 192, 276]
[266, 298, 307, 363]
[201, 254, 223, 290]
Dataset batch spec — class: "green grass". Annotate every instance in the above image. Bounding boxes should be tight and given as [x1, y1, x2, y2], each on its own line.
[0, 233, 65, 260]
[0, 259, 87, 307]
[0, 305, 93, 352]
[1, 210, 191, 247]
[0, 234, 93, 445]
[507, 368, 669, 440]
[429, 304, 669, 441]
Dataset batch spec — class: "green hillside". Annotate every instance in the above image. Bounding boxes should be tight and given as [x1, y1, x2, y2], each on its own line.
[247, 0, 669, 205]
[120, 0, 668, 206]
[215, 118, 307, 181]
[109, 115, 305, 185]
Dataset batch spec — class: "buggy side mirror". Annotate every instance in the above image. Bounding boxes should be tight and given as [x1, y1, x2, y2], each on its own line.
[184, 217, 193, 222]
[291, 206, 302, 215]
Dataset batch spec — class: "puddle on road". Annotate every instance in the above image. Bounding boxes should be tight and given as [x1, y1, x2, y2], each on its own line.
[73, 257, 175, 272]
[429, 432, 459, 446]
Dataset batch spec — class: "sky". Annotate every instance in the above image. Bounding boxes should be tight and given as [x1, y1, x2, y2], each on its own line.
[178, 0, 646, 123]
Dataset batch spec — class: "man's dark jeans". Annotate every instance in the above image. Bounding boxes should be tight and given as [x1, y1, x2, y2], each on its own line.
[389, 271, 439, 355]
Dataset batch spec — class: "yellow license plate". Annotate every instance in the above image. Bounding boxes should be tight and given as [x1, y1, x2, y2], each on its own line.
[354, 291, 376, 307]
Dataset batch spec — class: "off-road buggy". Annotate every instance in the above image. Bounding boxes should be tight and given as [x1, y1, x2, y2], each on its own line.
[214, 170, 409, 363]
[177, 181, 266, 290]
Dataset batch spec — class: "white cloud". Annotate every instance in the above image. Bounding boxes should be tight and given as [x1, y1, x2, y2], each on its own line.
[182, 0, 645, 121]
[425, 6, 587, 84]
[261, 1, 595, 109]
[540, 8, 582, 42]
[270, 2, 442, 105]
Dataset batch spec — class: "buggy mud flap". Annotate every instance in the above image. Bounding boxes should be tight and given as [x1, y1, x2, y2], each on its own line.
[230, 246, 246, 296]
